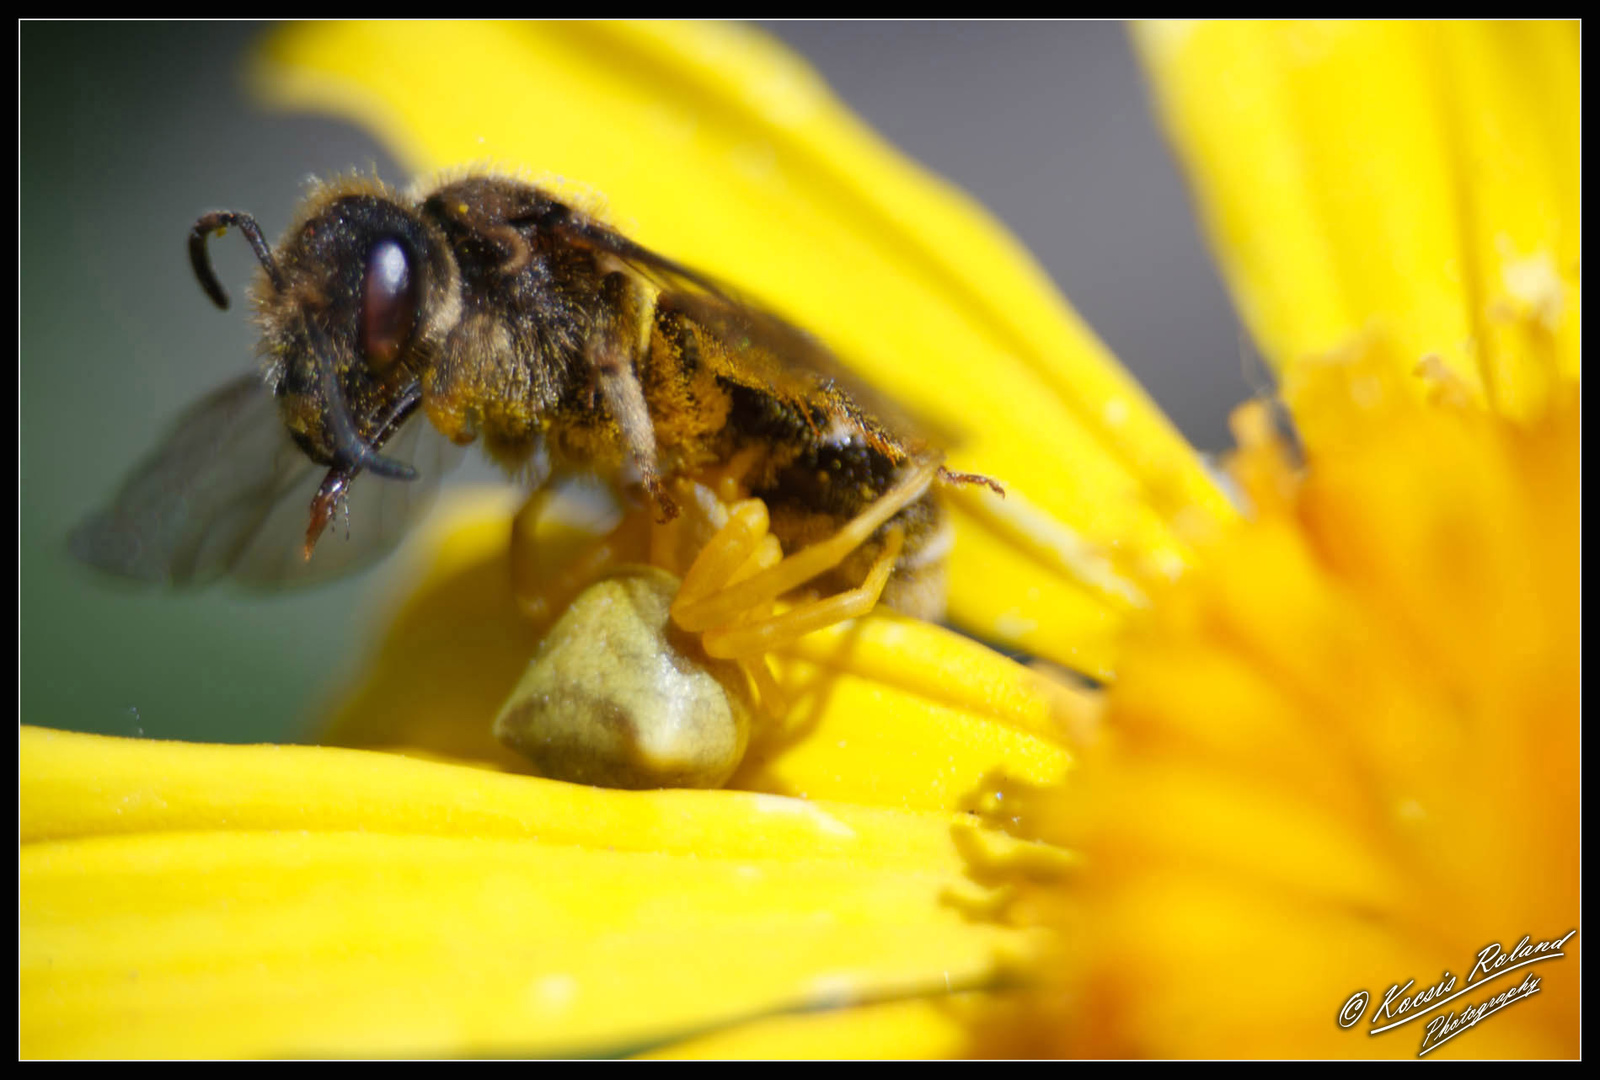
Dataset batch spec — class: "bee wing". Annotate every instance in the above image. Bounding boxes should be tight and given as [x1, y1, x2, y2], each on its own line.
[70, 372, 459, 588]
[227, 407, 462, 587]
[547, 215, 960, 452]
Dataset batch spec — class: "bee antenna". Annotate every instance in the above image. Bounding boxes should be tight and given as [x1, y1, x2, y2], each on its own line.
[188, 210, 284, 310]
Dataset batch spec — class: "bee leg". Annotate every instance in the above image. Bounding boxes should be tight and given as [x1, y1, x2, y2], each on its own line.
[590, 272, 678, 521]
[700, 528, 905, 659]
[671, 455, 938, 634]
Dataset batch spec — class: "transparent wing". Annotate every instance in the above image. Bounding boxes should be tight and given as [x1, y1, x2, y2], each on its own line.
[70, 372, 461, 588]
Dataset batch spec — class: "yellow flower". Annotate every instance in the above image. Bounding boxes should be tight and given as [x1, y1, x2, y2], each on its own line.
[21, 20, 1578, 1060]
[982, 21, 1578, 1060]
[22, 22, 1140, 1057]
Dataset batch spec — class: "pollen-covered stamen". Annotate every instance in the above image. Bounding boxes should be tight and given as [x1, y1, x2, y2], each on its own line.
[1005, 350, 1579, 1058]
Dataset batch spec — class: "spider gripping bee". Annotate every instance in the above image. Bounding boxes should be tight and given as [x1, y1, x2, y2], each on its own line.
[73, 172, 1001, 785]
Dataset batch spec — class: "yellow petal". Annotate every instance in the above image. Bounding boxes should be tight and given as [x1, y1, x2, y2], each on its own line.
[639, 993, 991, 1060]
[255, 19, 1231, 673]
[22, 726, 1052, 1058]
[1135, 21, 1579, 419]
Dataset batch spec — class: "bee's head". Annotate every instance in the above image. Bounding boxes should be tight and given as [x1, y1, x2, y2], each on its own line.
[189, 184, 459, 480]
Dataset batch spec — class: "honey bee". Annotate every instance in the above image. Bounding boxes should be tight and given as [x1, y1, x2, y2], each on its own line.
[73, 171, 1000, 782]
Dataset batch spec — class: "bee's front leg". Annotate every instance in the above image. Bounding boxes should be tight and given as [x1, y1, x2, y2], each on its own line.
[589, 271, 678, 521]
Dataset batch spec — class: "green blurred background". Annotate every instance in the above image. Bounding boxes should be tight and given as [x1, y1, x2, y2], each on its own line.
[20, 22, 1242, 745]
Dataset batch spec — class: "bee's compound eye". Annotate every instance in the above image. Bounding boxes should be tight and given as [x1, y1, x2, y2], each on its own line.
[360, 237, 417, 370]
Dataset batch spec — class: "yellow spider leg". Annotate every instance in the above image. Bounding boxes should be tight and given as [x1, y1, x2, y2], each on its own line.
[741, 655, 789, 718]
[675, 498, 770, 607]
[511, 487, 645, 624]
[672, 457, 936, 632]
[701, 527, 904, 659]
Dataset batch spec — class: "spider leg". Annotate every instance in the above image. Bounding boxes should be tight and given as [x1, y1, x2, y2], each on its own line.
[674, 498, 773, 607]
[671, 456, 937, 633]
[510, 485, 644, 625]
[702, 527, 904, 658]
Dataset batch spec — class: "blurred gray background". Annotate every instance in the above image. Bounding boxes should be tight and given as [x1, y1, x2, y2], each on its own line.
[21, 22, 1244, 744]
